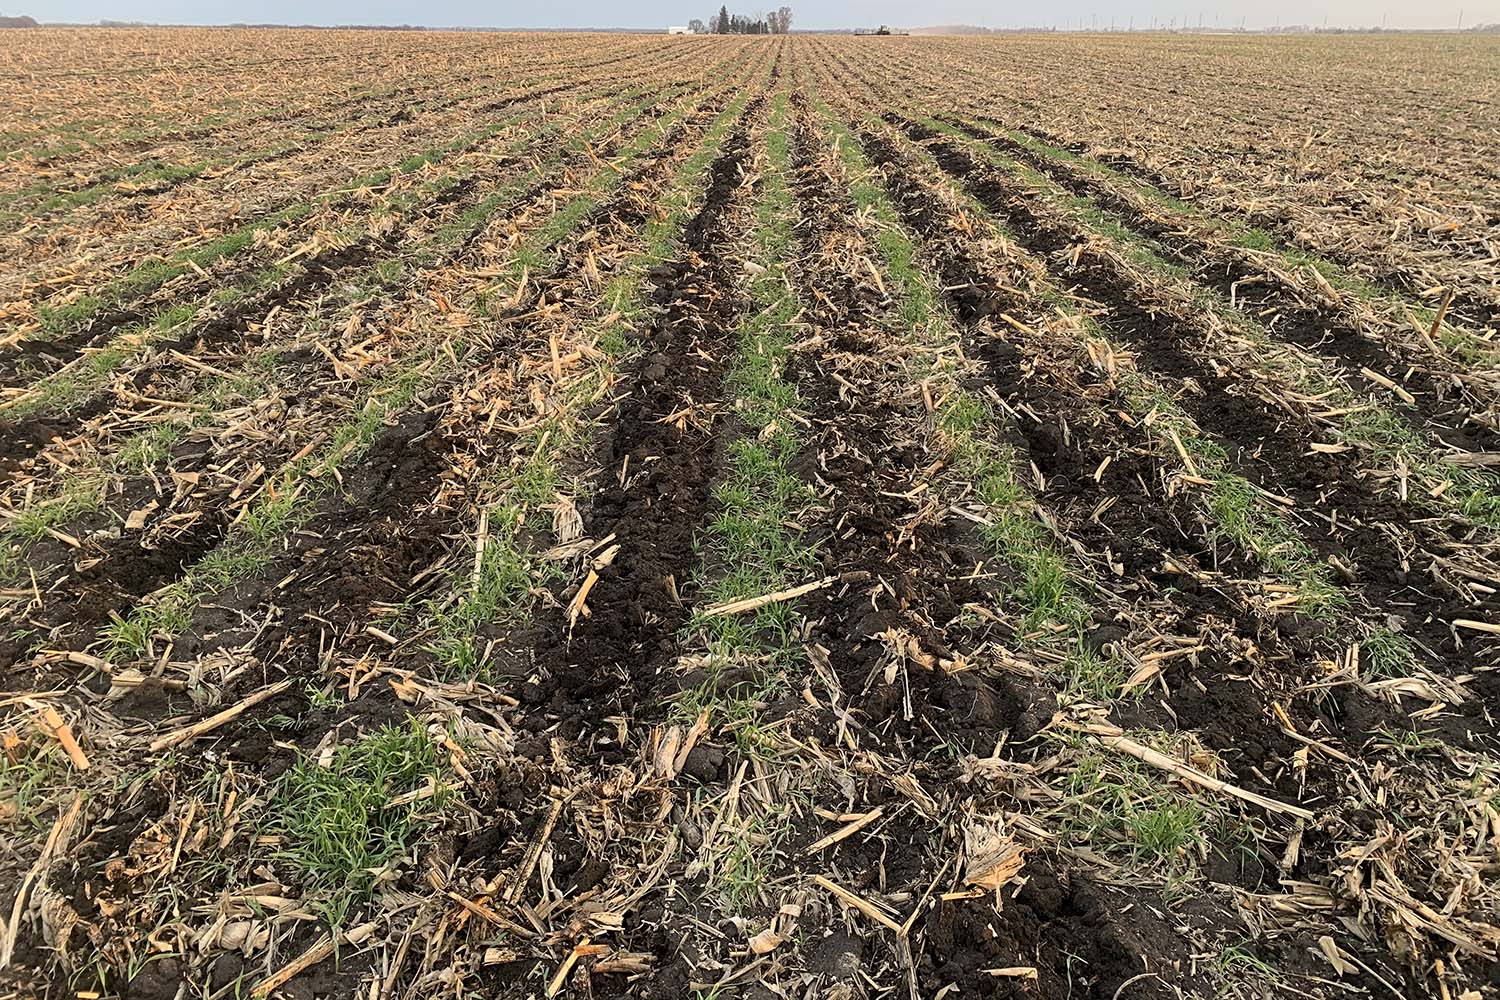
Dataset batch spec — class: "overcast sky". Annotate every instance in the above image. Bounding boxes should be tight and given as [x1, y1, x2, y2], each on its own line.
[24, 0, 1499, 31]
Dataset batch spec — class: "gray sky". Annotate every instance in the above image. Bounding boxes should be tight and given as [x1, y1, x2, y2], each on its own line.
[24, 0, 1499, 31]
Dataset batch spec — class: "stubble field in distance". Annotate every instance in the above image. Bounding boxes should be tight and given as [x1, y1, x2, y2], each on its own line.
[1, 26, 1498, 1000]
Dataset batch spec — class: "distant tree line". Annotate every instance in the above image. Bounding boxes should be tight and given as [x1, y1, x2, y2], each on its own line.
[689, 6, 790, 34]
[0, 13, 38, 26]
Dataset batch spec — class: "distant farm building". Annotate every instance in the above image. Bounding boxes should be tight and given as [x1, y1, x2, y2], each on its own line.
[667, 25, 690, 34]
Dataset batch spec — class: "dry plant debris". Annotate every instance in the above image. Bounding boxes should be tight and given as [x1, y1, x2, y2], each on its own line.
[0, 26, 1497, 1000]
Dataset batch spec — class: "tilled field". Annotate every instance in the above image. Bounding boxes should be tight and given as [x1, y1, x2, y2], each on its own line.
[2, 27, 1499, 1000]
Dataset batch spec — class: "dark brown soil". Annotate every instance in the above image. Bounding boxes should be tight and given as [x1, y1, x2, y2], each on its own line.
[829, 97, 1500, 998]
[511, 114, 758, 731]
[992, 121, 1500, 339]
[0, 83, 720, 682]
[935, 115, 1500, 452]
[7, 38, 1497, 1000]
[891, 117, 1500, 672]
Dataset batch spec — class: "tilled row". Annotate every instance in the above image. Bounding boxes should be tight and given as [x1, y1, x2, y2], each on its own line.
[1, 44, 729, 342]
[783, 96, 1106, 998]
[0, 72, 755, 677]
[881, 121, 1500, 646]
[0, 37, 718, 281]
[0, 38, 681, 206]
[926, 116, 1500, 441]
[801, 48, 1500, 1000]
[0, 62, 782, 998]
[858, 36, 1500, 320]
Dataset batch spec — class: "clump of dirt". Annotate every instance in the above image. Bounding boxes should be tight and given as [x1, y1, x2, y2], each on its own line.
[514, 117, 758, 727]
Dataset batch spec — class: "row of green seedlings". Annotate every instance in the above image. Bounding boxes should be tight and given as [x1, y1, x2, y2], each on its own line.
[670, 92, 820, 915]
[17, 74, 689, 345]
[0, 52, 623, 223]
[836, 45, 1492, 356]
[887, 107, 1452, 669]
[912, 116, 1500, 531]
[405, 87, 768, 678]
[7, 83, 685, 418]
[14, 80, 692, 438]
[817, 101, 1124, 699]
[210, 74, 777, 963]
[960, 114, 1499, 364]
[815, 97, 1260, 893]
[0, 85, 695, 596]
[875, 115, 1428, 664]
[96, 77, 747, 661]
[876, 119, 1346, 616]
